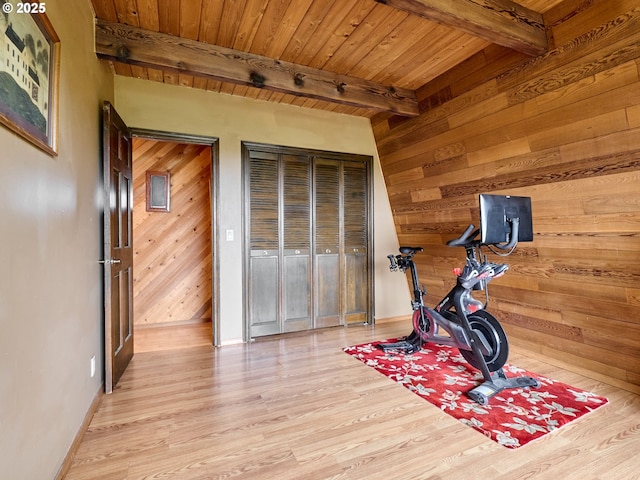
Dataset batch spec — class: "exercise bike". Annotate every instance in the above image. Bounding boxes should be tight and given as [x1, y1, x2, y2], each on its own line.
[379, 219, 540, 405]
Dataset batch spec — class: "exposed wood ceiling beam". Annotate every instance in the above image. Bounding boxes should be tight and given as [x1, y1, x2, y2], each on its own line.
[375, 0, 548, 56]
[94, 19, 419, 117]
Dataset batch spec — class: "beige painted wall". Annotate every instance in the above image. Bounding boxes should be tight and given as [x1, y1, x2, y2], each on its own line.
[0, 0, 114, 478]
[115, 76, 410, 343]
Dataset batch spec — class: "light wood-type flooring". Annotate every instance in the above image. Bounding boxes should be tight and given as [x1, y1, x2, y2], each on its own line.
[63, 321, 639, 480]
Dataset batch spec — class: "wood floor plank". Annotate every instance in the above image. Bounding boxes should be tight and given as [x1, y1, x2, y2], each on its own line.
[63, 322, 639, 480]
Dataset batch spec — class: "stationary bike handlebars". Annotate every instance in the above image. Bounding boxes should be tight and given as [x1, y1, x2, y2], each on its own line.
[446, 224, 477, 247]
[446, 218, 521, 251]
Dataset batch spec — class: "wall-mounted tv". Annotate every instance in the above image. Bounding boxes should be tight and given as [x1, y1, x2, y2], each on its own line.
[479, 194, 533, 245]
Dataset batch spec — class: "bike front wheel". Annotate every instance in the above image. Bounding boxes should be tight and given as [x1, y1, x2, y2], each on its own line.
[459, 310, 509, 372]
[412, 306, 439, 341]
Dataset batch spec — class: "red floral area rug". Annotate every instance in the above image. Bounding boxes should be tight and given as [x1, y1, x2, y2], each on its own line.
[343, 340, 608, 449]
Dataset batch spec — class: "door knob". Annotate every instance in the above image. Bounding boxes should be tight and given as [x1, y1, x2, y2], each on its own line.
[99, 259, 121, 265]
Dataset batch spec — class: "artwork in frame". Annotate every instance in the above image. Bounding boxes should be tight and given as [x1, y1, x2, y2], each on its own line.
[0, 3, 60, 155]
[146, 170, 171, 212]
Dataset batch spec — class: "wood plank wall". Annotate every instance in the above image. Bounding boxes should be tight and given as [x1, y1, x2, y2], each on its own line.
[132, 138, 212, 327]
[371, 0, 640, 393]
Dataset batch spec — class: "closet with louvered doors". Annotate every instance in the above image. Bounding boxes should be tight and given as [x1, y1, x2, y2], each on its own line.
[243, 143, 372, 339]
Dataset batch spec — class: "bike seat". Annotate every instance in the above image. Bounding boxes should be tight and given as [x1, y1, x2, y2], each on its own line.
[399, 246, 423, 255]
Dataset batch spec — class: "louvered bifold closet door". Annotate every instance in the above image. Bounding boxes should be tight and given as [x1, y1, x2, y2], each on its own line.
[282, 155, 312, 332]
[248, 151, 280, 337]
[314, 159, 342, 328]
[246, 143, 372, 339]
[343, 161, 369, 324]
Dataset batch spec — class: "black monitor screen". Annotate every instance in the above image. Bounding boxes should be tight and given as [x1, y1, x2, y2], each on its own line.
[479, 194, 533, 244]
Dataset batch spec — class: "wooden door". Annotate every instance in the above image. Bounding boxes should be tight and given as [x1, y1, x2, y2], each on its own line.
[248, 151, 280, 337]
[314, 159, 342, 328]
[282, 155, 312, 332]
[343, 161, 369, 324]
[102, 102, 134, 393]
[248, 152, 313, 335]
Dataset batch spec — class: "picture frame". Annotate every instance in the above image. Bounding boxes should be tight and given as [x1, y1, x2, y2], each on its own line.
[146, 170, 171, 212]
[0, 6, 60, 156]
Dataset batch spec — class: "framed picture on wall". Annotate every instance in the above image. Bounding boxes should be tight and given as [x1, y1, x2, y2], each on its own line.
[146, 170, 171, 212]
[0, 5, 60, 155]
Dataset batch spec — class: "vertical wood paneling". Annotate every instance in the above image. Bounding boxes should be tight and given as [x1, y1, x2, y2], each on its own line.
[372, 2, 640, 392]
[132, 138, 212, 327]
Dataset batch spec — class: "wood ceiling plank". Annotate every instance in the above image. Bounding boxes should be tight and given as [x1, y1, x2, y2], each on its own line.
[232, 84, 250, 97]
[232, 0, 268, 51]
[162, 71, 179, 85]
[323, 6, 409, 75]
[308, 0, 376, 69]
[112, 0, 141, 25]
[179, 74, 194, 87]
[193, 77, 208, 89]
[375, 26, 488, 88]
[300, 98, 319, 109]
[279, 0, 338, 63]
[244, 85, 263, 99]
[219, 82, 235, 95]
[266, 91, 286, 103]
[92, 0, 119, 21]
[256, 89, 273, 101]
[376, 0, 548, 56]
[113, 62, 133, 76]
[256, 0, 312, 59]
[393, 33, 489, 89]
[130, 65, 148, 79]
[217, 0, 249, 48]
[95, 19, 419, 116]
[198, 0, 225, 43]
[147, 67, 164, 82]
[249, 0, 291, 56]
[346, 15, 434, 81]
[290, 96, 307, 107]
[287, 0, 359, 66]
[205, 79, 223, 92]
[158, 0, 180, 36]
[134, 0, 159, 31]
[180, 0, 203, 40]
[520, 0, 565, 13]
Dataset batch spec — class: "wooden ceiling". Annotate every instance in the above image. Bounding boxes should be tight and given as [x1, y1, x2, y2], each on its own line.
[90, 0, 565, 118]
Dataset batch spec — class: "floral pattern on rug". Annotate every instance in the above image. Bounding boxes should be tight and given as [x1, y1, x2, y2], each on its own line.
[343, 340, 608, 449]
